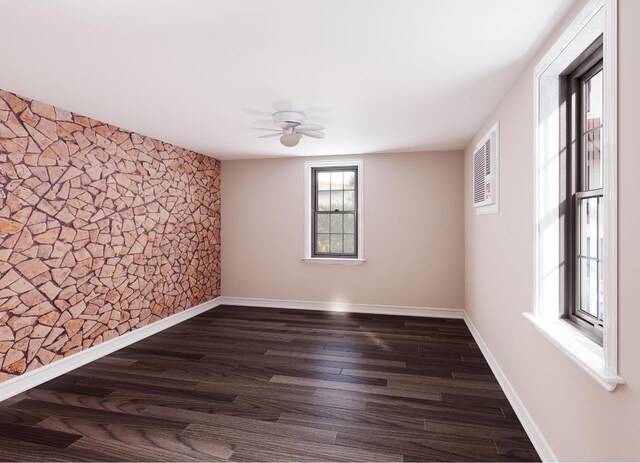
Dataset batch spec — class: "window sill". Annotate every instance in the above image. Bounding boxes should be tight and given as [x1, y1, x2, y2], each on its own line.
[523, 312, 624, 391]
[302, 258, 366, 265]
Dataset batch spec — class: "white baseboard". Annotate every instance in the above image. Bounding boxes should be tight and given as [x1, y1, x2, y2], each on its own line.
[219, 296, 464, 319]
[0, 296, 223, 403]
[463, 312, 557, 462]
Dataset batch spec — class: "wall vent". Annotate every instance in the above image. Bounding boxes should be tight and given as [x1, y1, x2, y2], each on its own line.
[472, 122, 499, 213]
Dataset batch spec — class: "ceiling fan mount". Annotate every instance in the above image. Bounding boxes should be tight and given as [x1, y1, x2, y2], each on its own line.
[272, 111, 307, 129]
[251, 110, 325, 147]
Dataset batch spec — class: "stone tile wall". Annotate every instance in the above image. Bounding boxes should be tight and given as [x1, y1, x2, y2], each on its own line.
[0, 90, 221, 382]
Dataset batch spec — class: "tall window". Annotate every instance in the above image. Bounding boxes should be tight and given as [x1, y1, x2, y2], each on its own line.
[533, 2, 621, 391]
[565, 42, 604, 342]
[312, 166, 358, 257]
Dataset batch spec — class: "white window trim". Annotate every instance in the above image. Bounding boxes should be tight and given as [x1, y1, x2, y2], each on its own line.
[526, 0, 623, 391]
[303, 159, 365, 264]
[473, 121, 500, 215]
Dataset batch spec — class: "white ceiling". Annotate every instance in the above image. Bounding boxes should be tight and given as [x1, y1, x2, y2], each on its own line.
[0, 0, 574, 160]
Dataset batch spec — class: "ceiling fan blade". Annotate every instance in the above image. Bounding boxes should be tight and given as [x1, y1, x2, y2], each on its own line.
[258, 133, 281, 138]
[251, 127, 281, 132]
[298, 130, 325, 139]
[296, 124, 324, 131]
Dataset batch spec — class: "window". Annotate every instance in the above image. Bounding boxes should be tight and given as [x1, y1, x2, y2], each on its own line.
[564, 42, 604, 343]
[529, 0, 623, 392]
[304, 160, 364, 263]
[312, 167, 358, 257]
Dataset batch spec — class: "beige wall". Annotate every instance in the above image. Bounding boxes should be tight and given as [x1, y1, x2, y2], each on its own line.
[464, 0, 640, 460]
[222, 151, 464, 309]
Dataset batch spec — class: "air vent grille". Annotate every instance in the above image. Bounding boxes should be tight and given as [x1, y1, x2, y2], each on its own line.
[472, 122, 499, 212]
[474, 144, 486, 204]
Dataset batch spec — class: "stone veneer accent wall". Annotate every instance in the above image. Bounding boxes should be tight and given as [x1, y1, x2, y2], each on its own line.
[0, 90, 221, 382]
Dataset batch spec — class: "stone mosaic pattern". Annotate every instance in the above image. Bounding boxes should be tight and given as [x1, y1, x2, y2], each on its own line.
[0, 90, 221, 382]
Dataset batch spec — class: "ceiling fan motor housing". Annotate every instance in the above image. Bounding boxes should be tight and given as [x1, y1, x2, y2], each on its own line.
[273, 111, 306, 129]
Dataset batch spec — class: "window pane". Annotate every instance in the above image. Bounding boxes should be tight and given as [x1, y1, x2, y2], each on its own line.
[585, 70, 603, 131]
[344, 213, 355, 234]
[597, 196, 604, 259]
[316, 234, 330, 253]
[579, 257, 598, 317]
[330, 191, 343, 211]
[585, 128, 603, 190]
[344, 171, 356, 190]
[344, 191, 355, 211]
[579, 197, 598, 259]
[330, 214, 343, 233]
[330, 234, 343, 254]
[598, 259, 604, 322]
[316, 214, 330, 234]
[597, 197, 604, 322]
[318, 191, 330, 211]
[344, 234, 355, 254]
[330, 171, 343, 190]
[317, 172, 331, 190]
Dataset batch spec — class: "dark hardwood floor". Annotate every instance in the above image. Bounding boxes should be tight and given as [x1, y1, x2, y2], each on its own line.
[0, 305, 540, 462]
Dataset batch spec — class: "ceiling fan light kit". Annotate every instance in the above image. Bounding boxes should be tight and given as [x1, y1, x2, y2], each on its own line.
[280, 133, 301, 147]
[252, 110, 325, 147]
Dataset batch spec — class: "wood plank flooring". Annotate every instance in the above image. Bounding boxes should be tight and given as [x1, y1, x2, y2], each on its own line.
[0, 305, 540, 462]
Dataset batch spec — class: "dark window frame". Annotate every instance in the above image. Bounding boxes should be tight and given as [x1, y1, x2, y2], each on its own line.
[561, 38, 604, 345]
[311, 166, 359, 258]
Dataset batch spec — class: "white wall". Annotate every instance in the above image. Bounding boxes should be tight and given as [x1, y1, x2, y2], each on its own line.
[464, 0, 640, 460]
[222, 150, 465, 310]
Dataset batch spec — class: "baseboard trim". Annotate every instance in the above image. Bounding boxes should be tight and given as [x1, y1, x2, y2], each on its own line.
[463, 312, 557, 462]
[0, 296, 223, 403]
[219, 296, 464, 319]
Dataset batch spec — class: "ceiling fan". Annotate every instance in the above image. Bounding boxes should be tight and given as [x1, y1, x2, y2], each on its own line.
[252, 110, 325, 147]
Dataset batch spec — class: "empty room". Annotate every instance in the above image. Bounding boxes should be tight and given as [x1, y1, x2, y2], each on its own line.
[0, 0, 638, 461]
